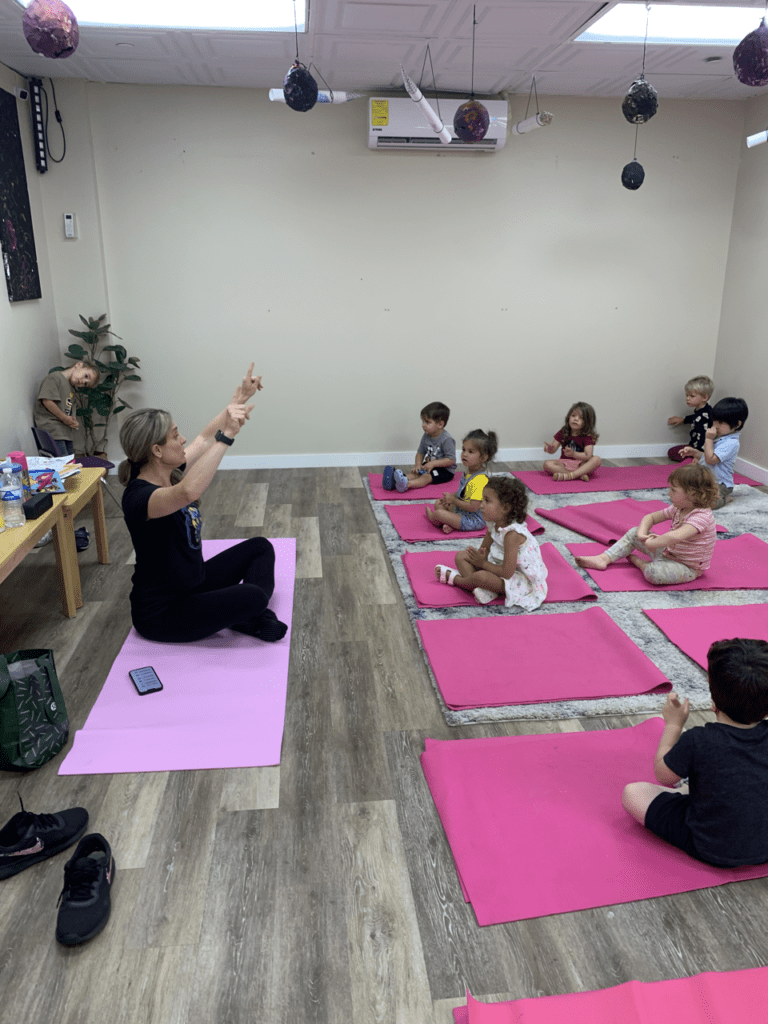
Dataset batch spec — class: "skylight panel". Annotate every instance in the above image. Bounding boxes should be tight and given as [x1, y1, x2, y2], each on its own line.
[15, 0, 306, 32]
[577, 4, 762, 46]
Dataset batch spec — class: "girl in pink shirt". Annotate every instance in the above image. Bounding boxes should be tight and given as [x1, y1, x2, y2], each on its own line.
[575, 465, 718, 585]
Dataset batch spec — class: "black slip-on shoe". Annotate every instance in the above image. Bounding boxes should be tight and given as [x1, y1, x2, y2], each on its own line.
[0, 799, 89, 881]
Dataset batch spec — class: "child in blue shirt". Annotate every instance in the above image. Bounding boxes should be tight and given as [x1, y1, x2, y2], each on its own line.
[681, 397, 748, 509]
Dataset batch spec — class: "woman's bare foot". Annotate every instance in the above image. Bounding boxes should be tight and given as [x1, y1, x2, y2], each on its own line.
[442, 523, 454, 534]
[575, 553, 612, 571]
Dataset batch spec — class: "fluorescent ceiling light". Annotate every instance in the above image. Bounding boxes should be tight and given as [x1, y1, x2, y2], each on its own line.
[577, 4, 762, 46]
[16, 0, 306, 31]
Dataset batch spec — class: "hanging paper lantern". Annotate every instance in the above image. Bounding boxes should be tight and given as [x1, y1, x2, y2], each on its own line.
[622, 78, 658, 124]
[733, 19, 768, 87]
[283, 62, 318, 112]
[621, 160, 645, 190]
[453, 100, 490, 141]
[23, 0, 79, 59]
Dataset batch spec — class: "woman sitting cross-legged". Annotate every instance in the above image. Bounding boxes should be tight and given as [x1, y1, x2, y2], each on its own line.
[119, 365, 287, 644]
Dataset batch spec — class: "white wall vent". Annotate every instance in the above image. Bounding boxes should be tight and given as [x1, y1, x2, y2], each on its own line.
[368, 97, 507, 152]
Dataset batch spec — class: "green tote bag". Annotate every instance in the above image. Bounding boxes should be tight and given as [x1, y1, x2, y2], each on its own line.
[0, 649, 69, 771]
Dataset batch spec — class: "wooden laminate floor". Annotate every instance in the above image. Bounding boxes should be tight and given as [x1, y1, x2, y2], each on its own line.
[2, 462, 767, 1024]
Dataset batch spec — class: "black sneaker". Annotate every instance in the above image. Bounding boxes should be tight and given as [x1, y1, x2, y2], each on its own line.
[56, 833, 114, 946]
[0, 798, 89, 881]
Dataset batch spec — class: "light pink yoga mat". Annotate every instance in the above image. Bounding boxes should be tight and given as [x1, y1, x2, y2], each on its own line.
[644, 604, 768, 670]
[422, 719, 768, 926]
[385, 503, 543, 542]
[534, 498, 725, 545]
[59, 538, 296, 775]
[568, 533, 768, 593]
[453, 967, 768, 1024]
[418, 607, 669, 708]
[514, 464, 758, 495]
[402, 543, 595, 608]
[369, 472, 460, 501]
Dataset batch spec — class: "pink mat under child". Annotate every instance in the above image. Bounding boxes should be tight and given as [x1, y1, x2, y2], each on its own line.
[369, 472, 460, 501]
[534, 498, 725, 545]
[453, 967, 768, 1024]
[513, 463, 758, 495]
[59, 538, 296, 775]
[402, 543, 595, 607]
[386, 503, 543, 542]
[418, 606, 669, 708]
[644, 604, 768, 670]
[422, 719, 768, 926]
[568, 533, 768, 593]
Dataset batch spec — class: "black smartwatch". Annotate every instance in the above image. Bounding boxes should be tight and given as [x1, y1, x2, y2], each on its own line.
[214, 430, 235, 446]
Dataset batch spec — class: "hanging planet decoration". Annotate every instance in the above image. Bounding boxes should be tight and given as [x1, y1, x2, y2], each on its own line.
[453, 99, 490, 141]
[283, 62, 319, 112]
[621, 160, 645, 190]
[23, 0, 79, 59]
[622, 78, 658, 124]
[733, 19, 768, 87]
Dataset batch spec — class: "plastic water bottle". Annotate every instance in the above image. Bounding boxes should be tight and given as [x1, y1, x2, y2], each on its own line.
[0, 466, 25, 528]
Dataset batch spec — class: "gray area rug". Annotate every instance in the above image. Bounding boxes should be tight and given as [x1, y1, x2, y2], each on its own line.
[366, 475, 768, 724]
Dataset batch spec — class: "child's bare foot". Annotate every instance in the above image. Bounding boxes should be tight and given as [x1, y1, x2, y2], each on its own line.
[581, 474, 590, 482]
[442, 523, 454, 535]
[575, 553, 612, 571]
[425, 506, 437, 524]
[628, 554, 649, 571]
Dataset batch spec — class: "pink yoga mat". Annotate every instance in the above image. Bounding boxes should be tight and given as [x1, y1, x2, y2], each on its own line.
[369, 472, 460, 501]
[535, 498, 725, 545]
[403, 543, 595, 608]
[644, 604, 768, 670]
[418, 606, 669, 708]
[514, 464, 758, 495]
[568, 533, 768, 593]
[453, 968, 768, 1024]
[422, 720, 768, 926]
[59, 538, 296, 775]
[386, 503, 543, 542]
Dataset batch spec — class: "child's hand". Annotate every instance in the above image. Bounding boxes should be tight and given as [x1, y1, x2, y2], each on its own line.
[705, 426, 717, 440]
[668, 416, 684, 426]
[543, 441, 557, 454]
[65, 415, 79, 430]
[679, 446, 696, 461]
[662, 691, 690, 729]
[644, 534, 662, 551]
[465, 547, 486, 567]
[562, 446, 576, 459]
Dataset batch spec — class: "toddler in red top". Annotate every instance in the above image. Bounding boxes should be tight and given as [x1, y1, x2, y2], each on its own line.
[543, 401, 602, 482]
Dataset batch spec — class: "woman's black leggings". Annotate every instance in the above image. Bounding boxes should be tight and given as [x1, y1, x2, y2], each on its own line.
[133, 537, 277, 643]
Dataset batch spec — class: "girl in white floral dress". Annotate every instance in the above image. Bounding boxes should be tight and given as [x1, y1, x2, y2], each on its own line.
[434, 476, 548, 609]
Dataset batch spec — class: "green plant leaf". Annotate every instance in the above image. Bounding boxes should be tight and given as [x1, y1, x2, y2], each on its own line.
[124, 374, 142, 381]
[112, 405, 127, 415]
[128, 356, 140, 366]
[79, 314, 90, 328]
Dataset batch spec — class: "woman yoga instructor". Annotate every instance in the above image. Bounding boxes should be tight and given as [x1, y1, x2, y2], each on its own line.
[119, 365, 287, 644]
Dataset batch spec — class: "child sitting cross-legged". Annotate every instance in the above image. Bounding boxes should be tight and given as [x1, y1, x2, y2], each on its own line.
[434, 476, 548, 610]
[622, 638, 768, 867]
[575, 464, 718, 586]
[425, 428, 496, 535]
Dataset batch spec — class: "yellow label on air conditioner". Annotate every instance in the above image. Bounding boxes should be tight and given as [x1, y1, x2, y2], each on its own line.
[371, 100, 389, 127]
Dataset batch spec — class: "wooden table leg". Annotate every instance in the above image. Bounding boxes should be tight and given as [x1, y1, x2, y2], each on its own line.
[90, 484, 110, 565]
[52, 512, 80, 617]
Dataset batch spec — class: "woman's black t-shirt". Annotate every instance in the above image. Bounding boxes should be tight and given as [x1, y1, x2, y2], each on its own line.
[122, 478, 204, 616]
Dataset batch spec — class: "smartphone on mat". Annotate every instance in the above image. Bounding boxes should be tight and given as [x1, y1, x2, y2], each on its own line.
[129, 666, 163, 695]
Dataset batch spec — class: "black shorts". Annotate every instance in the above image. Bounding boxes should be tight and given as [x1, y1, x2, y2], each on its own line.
[429, 467, 455, 485]
[644, 791, 701, 860]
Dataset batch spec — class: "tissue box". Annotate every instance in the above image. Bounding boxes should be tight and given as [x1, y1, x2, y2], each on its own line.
[23, 492, 53, 519]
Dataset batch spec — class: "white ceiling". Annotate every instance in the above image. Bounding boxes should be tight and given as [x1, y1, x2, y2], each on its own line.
[0, 0, 765, 100]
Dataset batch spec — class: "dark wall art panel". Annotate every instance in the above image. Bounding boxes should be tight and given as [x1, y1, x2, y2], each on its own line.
[0, 86, 42, 302]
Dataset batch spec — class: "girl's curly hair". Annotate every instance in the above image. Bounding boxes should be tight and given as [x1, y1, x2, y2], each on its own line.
[667, 464, 719, 509]
[484, 476, 528, 525]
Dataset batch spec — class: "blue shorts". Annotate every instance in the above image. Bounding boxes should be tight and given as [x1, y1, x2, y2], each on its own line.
[460, 511, 485, 531]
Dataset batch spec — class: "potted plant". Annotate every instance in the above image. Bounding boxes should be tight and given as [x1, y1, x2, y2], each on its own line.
[53, 314, 141, 456]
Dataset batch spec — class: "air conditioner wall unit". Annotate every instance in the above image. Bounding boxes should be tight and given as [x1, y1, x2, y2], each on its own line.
[368, 97, 508, 152]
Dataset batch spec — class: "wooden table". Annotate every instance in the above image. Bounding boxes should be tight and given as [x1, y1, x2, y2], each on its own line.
[0, 466, 110, 618]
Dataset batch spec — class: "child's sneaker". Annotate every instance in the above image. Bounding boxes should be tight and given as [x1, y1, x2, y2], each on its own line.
[473, 587, 497, 604]
[382, 466, 395, 490]
[56, 833, 114, 946]
[0, 798, 89, 880]
[394, 469, 408, 493]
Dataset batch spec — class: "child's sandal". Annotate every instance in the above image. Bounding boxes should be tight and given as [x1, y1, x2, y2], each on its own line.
[435, 564, 459, 585]
[553, 471, 575, 482]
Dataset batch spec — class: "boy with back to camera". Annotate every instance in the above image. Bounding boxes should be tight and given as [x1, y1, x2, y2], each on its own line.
[622, 638, 768, 867]
[667, 375, 714, 462]
[382, 401, 456, 493]
[680, 396, 748, 509]
[34, 362, 99, 456]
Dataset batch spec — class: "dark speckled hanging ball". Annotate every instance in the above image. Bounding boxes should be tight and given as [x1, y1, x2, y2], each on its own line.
[622, 78, 658, 124]
[621, 160, 645, 190]
[453, 100, 490, 141]
[733, 19, 768, 87]
[283, 62, 318, 112]
[23, 0, 79, 59]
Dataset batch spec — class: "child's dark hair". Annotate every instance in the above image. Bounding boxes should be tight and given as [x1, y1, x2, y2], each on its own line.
[463, 429, 498, 465]
[711, 397, 748, 431]
[667, 464, 719, 510]
[562, 402, 599, 444]
[484, 476, 527, 525]
[708, 638, 768, 724]
[421, 401, 450, 426]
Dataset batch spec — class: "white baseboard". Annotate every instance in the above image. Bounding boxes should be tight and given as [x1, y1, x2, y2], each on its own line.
[736, 457, 768, 485]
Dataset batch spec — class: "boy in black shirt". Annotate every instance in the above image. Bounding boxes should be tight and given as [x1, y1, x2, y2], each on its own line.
[622, 638, 768, 867]
[667, 374, 713, 462]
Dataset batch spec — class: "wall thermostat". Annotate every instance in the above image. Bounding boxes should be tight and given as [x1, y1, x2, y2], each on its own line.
[64, 213, 77, 239]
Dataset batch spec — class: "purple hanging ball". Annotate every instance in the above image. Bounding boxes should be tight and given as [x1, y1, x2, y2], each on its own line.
[733, 19, 768, 87]
[283, 62, 318, 112]
[621, 160, 645, 190]
[453, 100, 490, 142]
[23, 0, 79, 59]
